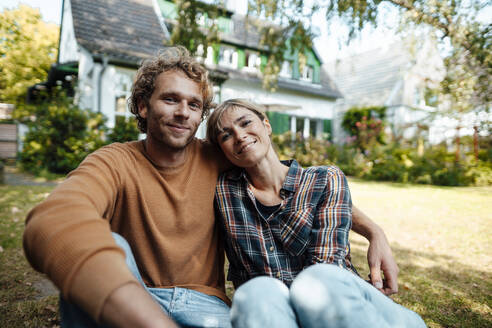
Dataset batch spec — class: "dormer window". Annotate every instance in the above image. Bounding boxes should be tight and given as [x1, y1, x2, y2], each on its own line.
[219, 46, 237, 68]
[300, 65, 314, 82]
[196, 44, 205, 57]
[280, 61, 293, 78]
[244, 51, 261, 71]
[196, 13, 206, 26]
[205, 46, 214, 65]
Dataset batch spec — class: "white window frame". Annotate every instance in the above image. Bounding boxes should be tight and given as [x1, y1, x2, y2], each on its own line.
[280, 60, 293, 78]
[218, 46, 237, 68]
[113, 72, 133, 121]
[300, 65, 314, 82]
[244, 51, 261, 72]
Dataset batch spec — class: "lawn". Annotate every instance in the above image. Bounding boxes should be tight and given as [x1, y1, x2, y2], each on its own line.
[0, 181, 491, 327]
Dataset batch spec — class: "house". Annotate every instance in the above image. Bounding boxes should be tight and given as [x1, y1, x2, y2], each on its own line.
[0, 103, 17, 159]
[327, 39, 446, 144]
[55, 0, 342, 139]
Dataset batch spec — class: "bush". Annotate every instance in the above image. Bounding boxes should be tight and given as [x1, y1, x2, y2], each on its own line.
[17, 93, 107, 174]
[272, 132, 336, 167]
[271, 132, 492, 186]
[107, 116, 140, 143]
[342, 106, 387, 151]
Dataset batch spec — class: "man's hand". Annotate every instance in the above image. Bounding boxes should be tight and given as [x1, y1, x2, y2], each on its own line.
[366, 229, 399, 295]
[351, 205, 399, 296]
[101, 282, 179, 328]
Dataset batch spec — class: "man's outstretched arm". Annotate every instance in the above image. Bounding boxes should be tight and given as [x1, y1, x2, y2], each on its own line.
[351, 205, 399, 295]
[100, 283, 178, 328]
[23, 145, 178, 325]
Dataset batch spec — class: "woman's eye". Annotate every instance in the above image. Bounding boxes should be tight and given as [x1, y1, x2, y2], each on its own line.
[241, 120, 252, 127]
[220, 133, 231, 142]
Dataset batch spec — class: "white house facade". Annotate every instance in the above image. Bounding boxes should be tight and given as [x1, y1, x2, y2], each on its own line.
[328, 38, 447, 144]
[54, 0, 342, 140]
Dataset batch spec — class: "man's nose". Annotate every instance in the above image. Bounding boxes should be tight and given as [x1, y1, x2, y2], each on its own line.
[175, 100, 191, 118]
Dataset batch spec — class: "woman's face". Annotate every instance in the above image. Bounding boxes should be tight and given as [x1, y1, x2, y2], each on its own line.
[217, 106, 272, 168]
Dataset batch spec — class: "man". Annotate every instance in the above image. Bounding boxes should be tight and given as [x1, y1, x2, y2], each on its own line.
[24, 46, 398, 328]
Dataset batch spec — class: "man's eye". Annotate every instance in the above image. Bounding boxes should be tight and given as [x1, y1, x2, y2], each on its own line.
[164, 97, 176, 103]
[190, 103, 202, 111]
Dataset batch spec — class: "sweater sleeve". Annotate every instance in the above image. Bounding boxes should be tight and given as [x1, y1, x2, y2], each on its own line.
[23, 145, 139, 322]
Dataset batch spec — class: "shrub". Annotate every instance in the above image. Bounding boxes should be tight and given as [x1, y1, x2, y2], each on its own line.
[272, 132, 335, 167]
[16, 93, 107, 174]
[270, 132, 492, 186]
[342, 106, 387, 151]
[107, 116, 140, 143]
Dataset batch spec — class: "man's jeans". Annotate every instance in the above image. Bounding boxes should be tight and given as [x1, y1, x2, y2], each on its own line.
[60, 233, 231, 328]
[230, 264, 426, 328]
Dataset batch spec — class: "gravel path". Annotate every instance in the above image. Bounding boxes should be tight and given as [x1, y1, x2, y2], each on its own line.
[3, 165, 60, 187]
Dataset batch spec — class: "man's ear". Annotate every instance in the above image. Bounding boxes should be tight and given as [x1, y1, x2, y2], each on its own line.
[264, 118, 272, 136]
[138, 102, 148, 119]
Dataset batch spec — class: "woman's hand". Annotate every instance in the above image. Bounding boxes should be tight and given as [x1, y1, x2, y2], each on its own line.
[366, 228, 399, 295]
[351, 205, 399, 296]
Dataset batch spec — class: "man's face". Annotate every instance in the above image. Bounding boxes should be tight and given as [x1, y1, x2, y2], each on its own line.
[139, 70, 203, 150]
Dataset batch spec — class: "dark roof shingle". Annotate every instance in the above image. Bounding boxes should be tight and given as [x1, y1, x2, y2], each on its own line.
[70, 0, 166, 63]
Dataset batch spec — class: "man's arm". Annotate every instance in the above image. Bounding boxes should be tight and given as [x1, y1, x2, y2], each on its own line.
[23, 145, 177, 325]
[100, 283, 178, 328]
[351, 205, 399, 295]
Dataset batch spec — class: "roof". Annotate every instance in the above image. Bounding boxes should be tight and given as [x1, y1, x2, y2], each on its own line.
[70, 0, 166, 63]
[327, 44, 411, 106]
[67, 0, 341, 98]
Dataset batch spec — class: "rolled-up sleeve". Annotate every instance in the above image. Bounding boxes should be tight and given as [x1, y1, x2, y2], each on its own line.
[307, 166, 352, 266]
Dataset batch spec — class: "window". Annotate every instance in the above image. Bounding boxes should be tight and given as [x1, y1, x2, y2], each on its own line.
[300, 65, 314, 82]
[205, 46, 214, 65]
[244, 51, 261, 71]
[424, 87, 438, 107]
[280, 61, 292, 78]
[113, 72, 133, 128]
[115, 96, 127, 115]
[309, 120, 317, 137]
[219, 46, 237, 68]
[196, 12, 206, 26]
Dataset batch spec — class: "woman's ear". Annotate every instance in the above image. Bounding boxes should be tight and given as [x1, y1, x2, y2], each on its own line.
[263, 118, 272, 136]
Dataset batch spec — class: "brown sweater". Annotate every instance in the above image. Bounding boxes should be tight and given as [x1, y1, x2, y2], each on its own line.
[23, 139, 229, 321]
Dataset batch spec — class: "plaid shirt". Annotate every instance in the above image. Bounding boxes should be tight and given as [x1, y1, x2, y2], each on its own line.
[215, 160, 355, 288]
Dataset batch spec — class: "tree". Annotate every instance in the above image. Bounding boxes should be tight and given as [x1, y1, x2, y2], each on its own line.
[170, 0, 490, 111]
[0, 5, 59, 105]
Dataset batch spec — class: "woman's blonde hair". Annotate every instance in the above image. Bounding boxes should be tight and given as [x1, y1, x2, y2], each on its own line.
[206, 98, 267, 146]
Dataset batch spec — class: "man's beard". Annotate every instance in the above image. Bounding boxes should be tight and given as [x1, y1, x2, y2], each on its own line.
[148, 120, 199, 151]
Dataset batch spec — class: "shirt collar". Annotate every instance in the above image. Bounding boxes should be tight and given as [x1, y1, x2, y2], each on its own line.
[224, 159, 303, 194]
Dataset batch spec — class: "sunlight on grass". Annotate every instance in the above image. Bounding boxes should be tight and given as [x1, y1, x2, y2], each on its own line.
[348, 179, 492, 328]
[1, 182, 491, 327]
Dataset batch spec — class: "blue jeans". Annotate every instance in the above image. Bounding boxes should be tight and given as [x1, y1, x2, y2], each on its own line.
[230, 264, 426, 328]
[60, 233, 231, 328]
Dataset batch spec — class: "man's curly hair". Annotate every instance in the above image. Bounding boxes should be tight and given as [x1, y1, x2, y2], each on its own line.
[128, 46, 214, 133]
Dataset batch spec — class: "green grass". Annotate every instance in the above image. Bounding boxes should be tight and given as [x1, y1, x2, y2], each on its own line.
[0, 185, 59, 327]
[347, 178, 492, 328]
[1, 181, 491, 327]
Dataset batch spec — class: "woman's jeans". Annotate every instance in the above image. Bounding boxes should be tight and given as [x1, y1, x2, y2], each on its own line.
[59, 233, 231, 328]
[230, 264, 426, 328]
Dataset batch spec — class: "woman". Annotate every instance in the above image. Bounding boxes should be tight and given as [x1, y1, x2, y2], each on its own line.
[207, 99, 426, 328]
